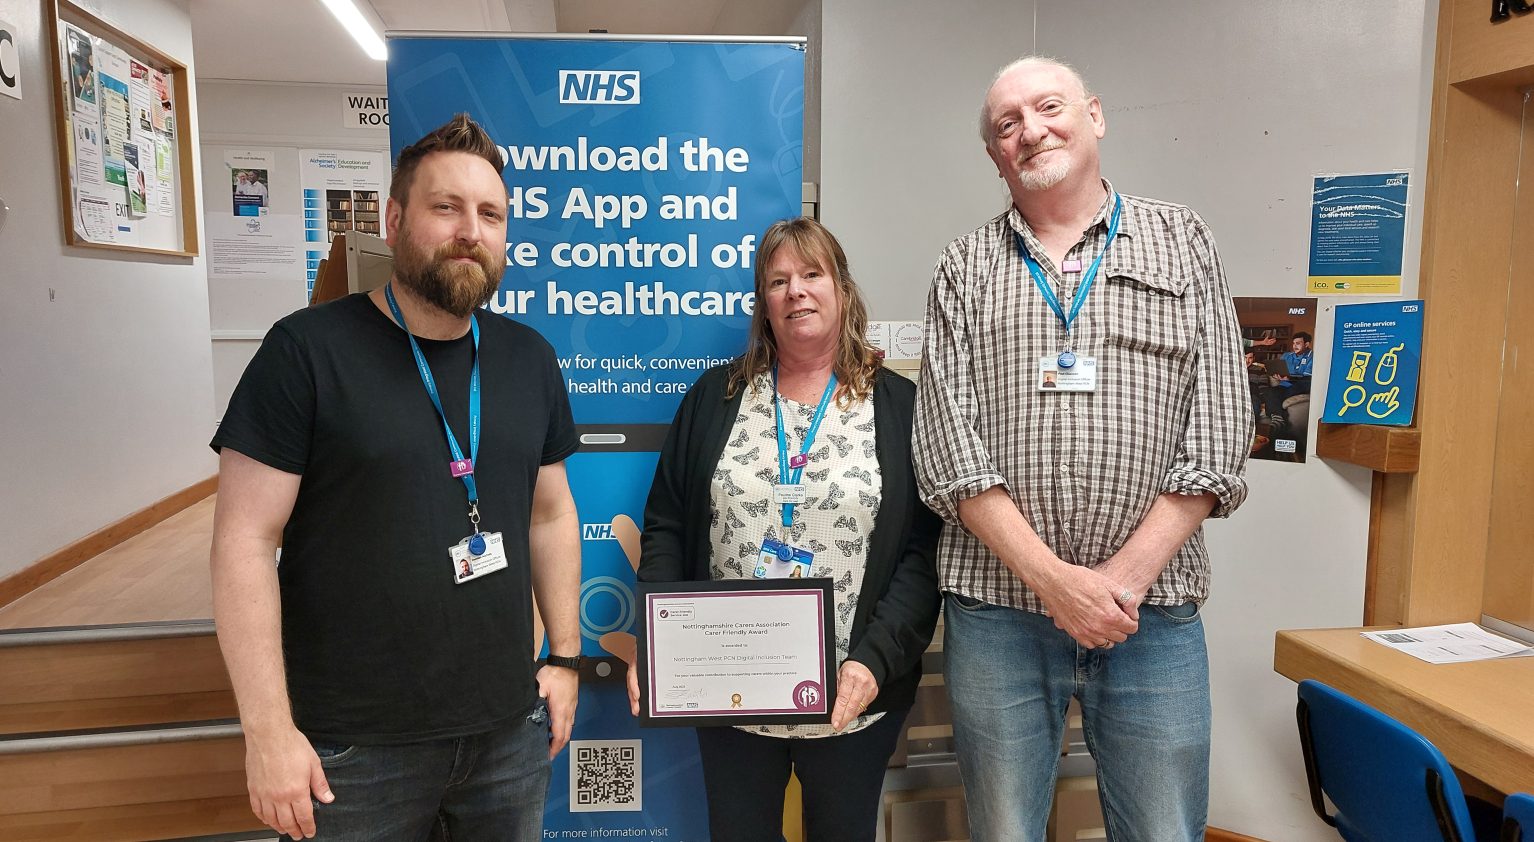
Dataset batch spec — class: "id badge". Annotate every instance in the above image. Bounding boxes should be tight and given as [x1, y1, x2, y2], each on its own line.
[752, 537, 814, 580]
[773, 484, 807, 504]
[1037, 356, 1098, 392]
[450, 531, 508, 583]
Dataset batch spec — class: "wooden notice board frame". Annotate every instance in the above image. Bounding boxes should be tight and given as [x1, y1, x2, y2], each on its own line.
[47, 0, 199, 258]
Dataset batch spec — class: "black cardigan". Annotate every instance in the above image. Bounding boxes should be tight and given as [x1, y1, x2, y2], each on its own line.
[638, 364, 942, 715]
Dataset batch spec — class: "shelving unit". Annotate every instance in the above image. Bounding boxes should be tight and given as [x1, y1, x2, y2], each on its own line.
[325, 190, 351, 242]
[351, 190, 380, 236]
[322, 190, 381, 242]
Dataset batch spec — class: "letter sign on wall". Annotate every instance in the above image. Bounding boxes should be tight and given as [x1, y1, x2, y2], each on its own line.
[343, 92, 388, 128]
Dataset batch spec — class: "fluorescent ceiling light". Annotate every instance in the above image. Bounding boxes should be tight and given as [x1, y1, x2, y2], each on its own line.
[319, 0, 387, 61]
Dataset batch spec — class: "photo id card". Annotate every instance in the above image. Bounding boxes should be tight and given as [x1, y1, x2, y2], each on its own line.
[450, 531, 508, 583]
[753, 538, 813, 580]
[1038, 356, 1098, 392]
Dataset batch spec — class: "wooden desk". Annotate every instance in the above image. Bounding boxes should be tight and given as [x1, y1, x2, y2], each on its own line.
[1274, 627, 1534, 796]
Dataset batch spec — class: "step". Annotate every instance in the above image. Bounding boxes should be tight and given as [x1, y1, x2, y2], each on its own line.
[0, 720, 264, 842]
[0, 622, 236, 736]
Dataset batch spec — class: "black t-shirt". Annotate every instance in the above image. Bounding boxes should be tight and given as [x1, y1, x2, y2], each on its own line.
[211, 294, 578, 744]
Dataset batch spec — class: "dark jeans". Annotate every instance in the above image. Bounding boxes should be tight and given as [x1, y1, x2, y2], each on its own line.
[283, 701, 551, 842]
[694, 711, 909, 842]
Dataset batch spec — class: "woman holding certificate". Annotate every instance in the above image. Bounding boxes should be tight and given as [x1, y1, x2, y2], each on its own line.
[633, 217, 942, 841]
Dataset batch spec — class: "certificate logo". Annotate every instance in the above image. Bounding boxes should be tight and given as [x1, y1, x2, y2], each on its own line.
[655, 604, 692, 621]
[559, 70, 640, 104]
[792, 680, 824, 711]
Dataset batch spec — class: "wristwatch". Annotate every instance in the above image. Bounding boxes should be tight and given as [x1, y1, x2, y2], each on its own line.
[545, 653, 583, 671]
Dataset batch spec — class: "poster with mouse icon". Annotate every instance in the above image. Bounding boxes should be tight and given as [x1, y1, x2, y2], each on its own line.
[1322, 300, 1422, 426]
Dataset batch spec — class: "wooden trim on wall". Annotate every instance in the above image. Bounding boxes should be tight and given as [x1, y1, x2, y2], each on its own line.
[0, 476, 217, 609]
[1367, 0, 1534, 627]
[1365, 472, 1413, 625]
[1207, 828, 1269, 842]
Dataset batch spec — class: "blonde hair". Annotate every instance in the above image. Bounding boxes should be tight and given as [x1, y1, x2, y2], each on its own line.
[727, 217, 881, 408]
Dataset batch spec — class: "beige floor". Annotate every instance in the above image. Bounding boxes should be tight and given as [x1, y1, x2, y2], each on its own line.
[0, 496, 216, 630]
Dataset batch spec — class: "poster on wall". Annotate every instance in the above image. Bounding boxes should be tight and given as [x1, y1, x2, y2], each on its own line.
[64, 24, 96, 115]
[123, 141, 147, 217]
[150, 68, 172, 134]
[1307, 170, 1410, 296]
[128, 61, 154, 148]
[95, 41, 133, 189]
[226, 149, 271, 216]
[73, 119, 104, 190]
[1235, 298, 1318, 463]
[206, 147, 304, 286]
[1321, 300, 1423, 426]
[388, 34, 805, 838]
[1, 18, 24, 100]
[298, 149, 388, 297]
[154, 134, 174, 216]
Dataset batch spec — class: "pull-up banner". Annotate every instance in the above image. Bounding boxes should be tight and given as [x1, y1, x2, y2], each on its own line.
[387, 34, 806, 840]
[389, 35, 805, 424]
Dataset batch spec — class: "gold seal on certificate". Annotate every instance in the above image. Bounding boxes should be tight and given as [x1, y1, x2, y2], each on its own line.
[636, 579, 836, 726]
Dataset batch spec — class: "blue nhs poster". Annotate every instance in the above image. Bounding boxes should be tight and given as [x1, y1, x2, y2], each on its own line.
[1322, 300, 1423, 426]
[388, 36, 806, 425]
[388, 36, 805, 839]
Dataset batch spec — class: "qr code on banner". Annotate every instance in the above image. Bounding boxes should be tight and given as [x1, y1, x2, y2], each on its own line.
[570, 739, 642, 812]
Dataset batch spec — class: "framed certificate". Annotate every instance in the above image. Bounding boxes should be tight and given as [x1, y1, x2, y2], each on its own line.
[636, 578, 836, 727]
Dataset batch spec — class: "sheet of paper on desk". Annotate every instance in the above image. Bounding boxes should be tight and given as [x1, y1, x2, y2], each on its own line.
[1362, 623, 1534, 664]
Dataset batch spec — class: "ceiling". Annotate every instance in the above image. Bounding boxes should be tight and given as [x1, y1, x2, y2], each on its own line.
[190, 0, 812, 86]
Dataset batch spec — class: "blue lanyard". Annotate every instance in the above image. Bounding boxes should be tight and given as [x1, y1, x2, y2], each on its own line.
[773, 366, 838, 528]
[1015, 193, 1123, 343]
[385, 283, 481, 516]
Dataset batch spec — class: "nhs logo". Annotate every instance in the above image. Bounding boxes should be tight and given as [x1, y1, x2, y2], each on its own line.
[582, 523, 617, 541]
[559, 70, 640, 105]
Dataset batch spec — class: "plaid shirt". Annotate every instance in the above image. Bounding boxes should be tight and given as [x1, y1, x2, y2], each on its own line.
[913, 184, 1251, 612]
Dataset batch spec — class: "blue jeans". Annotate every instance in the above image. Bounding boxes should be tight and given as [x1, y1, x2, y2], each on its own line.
[283, 701, 552, 841]
[943, 593, 1210, 842]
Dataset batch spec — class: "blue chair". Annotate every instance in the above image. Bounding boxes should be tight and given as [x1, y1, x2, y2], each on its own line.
[1504, 793, 1534, 841]
[1296, 679, 1491, 841]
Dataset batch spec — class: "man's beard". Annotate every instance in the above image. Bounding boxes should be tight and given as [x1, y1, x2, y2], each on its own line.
[1014, 142, 1070, 191]
[393, 229, 503, 319]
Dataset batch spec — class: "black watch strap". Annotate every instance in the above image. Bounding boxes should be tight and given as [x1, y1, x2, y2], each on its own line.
[545, 653, 583, 670]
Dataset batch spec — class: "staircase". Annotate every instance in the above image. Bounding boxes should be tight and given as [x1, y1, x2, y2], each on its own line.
[0, 621, 266, 841]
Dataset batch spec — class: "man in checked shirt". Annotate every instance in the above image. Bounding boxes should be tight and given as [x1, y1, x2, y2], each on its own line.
[913, 56, 1251, 842]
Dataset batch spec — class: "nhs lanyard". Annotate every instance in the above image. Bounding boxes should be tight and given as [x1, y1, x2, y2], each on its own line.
[1015, 193, 1123, 350]
[773, 366, 837, 528]
[385, 283, 483, 529]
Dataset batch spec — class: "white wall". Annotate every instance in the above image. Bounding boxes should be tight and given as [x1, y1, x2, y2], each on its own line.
[196, 78, 389, 416]
[822, 1, 1435, 839]
[0, 0, 216, 582]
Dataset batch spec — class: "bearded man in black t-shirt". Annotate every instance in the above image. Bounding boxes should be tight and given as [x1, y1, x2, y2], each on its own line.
[210, 114, 583, 842]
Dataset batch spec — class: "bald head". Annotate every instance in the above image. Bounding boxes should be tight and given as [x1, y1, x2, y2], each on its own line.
[979, 56, 1091, 147]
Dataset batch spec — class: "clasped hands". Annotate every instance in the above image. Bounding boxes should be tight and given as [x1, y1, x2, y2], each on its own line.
[1034, 558, 1143, 650]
